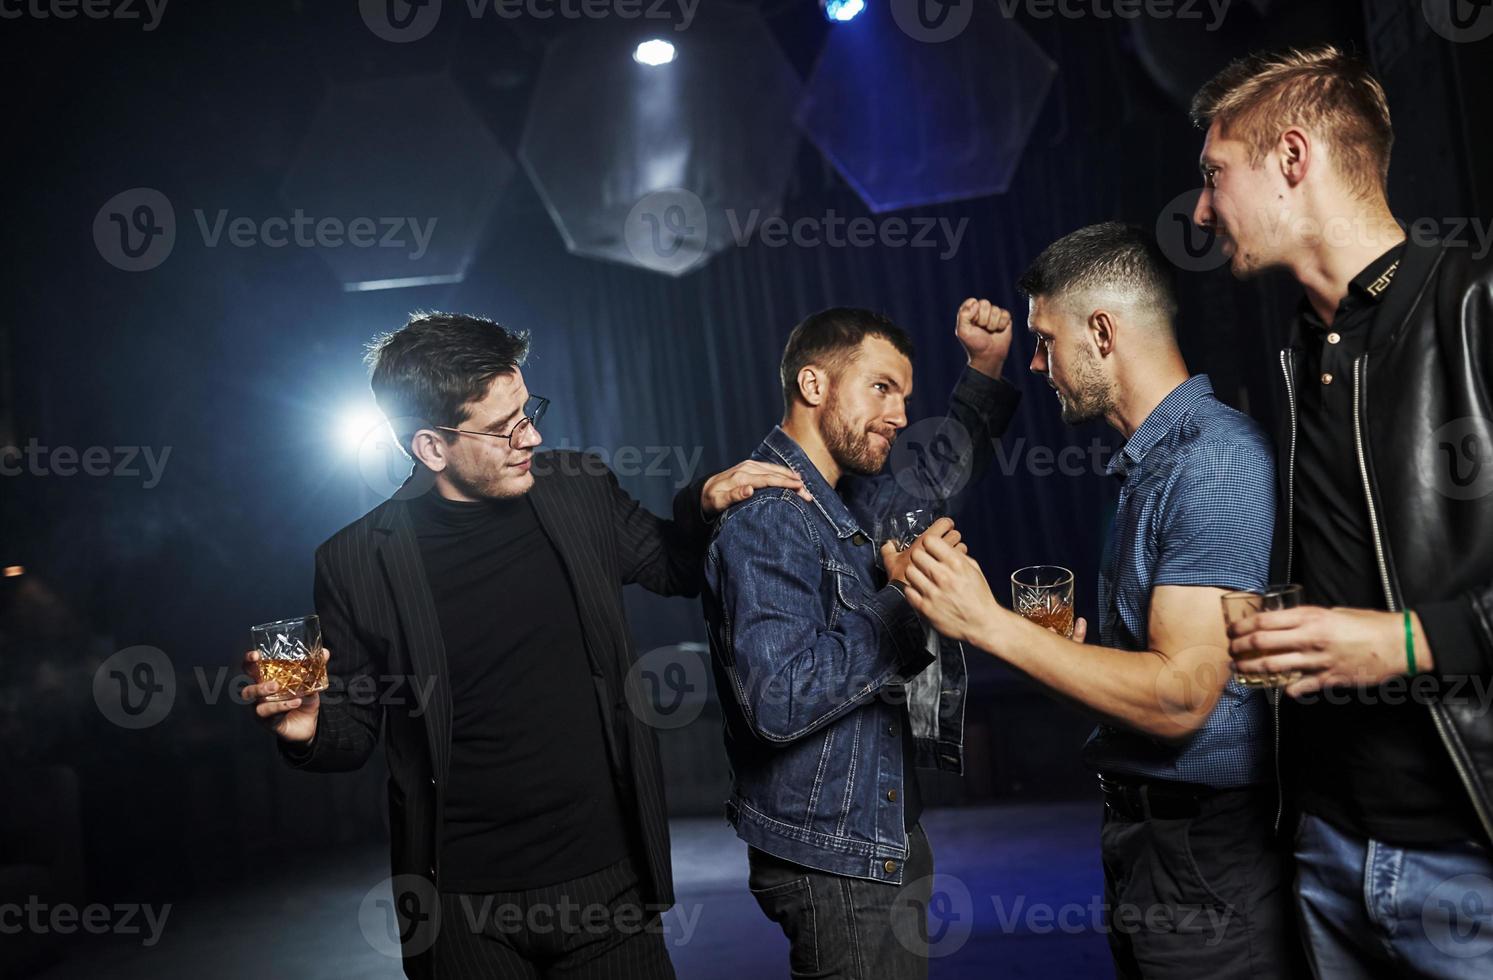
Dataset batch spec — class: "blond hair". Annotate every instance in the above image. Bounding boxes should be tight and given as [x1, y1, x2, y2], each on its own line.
[1190, 45, 1393, 199]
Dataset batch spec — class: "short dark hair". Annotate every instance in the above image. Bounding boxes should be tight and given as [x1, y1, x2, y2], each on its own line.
[779, 307, 915, 413]
[1016, 222, 1178, 319]
[365, 311, 530, 456]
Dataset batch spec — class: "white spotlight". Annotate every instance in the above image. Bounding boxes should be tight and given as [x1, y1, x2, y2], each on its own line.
[633, 39, 676, 67]
[338, 406, 388, 454]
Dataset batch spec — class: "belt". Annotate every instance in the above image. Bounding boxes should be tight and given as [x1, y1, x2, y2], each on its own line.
[1099, 775, 1219, 821]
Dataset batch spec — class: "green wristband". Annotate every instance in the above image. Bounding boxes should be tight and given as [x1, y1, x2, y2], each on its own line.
[1404, 610, 1417, 676]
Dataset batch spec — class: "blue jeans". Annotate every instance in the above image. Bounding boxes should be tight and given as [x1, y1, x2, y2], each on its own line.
[1295, 812, 1493, 978]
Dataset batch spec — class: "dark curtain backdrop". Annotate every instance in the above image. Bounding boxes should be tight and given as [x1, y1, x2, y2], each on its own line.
[12, 0, 1487, 902]
[0, 12, 1304, 895]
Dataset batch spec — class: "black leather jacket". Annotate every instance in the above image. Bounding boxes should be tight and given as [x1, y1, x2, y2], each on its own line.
[1274, 238, 1493, 846]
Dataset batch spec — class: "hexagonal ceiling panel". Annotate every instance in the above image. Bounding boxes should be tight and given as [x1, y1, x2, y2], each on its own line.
[281, 73, 513, 291]
[519, 4, 802, 277]
[797, 4, 1056, 213]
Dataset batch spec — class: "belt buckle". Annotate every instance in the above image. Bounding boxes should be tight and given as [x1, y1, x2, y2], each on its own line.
[1101, 780, 1143, 821]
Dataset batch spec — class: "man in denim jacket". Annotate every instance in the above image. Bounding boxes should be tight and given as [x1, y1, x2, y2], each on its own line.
[702, 302, 1021, 978]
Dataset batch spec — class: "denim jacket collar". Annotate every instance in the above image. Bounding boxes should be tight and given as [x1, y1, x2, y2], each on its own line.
[761, 425, 866, 541]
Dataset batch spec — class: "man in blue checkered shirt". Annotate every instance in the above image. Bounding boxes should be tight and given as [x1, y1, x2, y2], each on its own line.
[904, 223, 1303, 978]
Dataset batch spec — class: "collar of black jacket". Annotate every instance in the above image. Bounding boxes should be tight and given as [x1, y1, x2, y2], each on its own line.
[1286, 237, 1447, 354]
[1296, 241, 1404, 332]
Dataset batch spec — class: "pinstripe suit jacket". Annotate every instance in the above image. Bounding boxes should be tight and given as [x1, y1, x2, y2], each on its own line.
[279, 450, 709, 976]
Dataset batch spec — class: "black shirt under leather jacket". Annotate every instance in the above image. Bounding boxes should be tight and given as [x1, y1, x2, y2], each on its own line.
[1273, 237, 1493, 847]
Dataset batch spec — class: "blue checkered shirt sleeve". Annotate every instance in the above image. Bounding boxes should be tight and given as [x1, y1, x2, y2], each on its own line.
[1154, 439, 1275, 594]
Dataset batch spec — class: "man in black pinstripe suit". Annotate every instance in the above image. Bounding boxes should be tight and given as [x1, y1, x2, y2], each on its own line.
[242, 311, 809, 980]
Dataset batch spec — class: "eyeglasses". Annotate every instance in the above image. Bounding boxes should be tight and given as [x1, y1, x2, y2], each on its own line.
[434, 395, 548, 445]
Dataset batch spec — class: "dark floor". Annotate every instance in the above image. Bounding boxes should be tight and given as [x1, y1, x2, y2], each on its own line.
[32, 802, 1114, 979]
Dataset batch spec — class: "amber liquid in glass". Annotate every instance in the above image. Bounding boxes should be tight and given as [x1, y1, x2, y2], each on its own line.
[256, 656, 328, 701]
[1020, 599, 1075, 639]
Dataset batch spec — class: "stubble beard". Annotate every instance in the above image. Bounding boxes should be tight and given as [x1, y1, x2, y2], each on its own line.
[822, 392, 892, 477]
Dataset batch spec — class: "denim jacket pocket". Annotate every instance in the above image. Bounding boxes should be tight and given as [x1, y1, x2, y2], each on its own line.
[829, 562, 871, 618]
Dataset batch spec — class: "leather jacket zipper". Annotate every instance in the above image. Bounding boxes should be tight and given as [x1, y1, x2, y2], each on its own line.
[1351, 357, 1396, 617]
[1279, 350, 1299, 585]
[1352, 355, 1493, 843]
[1273, 349, 1300, 835]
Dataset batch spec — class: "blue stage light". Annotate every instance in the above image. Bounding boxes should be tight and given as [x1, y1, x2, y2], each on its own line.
[823, 0, 865, 23]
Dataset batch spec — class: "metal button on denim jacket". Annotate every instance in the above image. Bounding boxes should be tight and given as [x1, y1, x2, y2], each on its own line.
[701, 368, 1020, 883]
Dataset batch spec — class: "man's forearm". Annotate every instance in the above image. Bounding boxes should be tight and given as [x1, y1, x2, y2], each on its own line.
[967, 354, 1008, 381]
[949, 367, 1021, 497]
[953, 365, 1021, 438]
[874, 368, 1019, 518]
[974, 609, 1217, 740]
[607, 476, 707, 597]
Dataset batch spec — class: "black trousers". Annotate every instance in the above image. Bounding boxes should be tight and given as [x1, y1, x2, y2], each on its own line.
[1100, 785, 1306, 979]
[747, 823, 935, 980]
[431, 855, 676, 980]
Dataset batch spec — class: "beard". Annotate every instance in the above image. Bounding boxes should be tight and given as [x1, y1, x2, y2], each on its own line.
[1056, 344, 1118, 426]
[444, 451, 534, 500]
[821, 392, 895, 477]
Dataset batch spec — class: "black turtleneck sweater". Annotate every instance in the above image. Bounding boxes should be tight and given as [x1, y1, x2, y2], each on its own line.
[410, 490, 629, 892]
